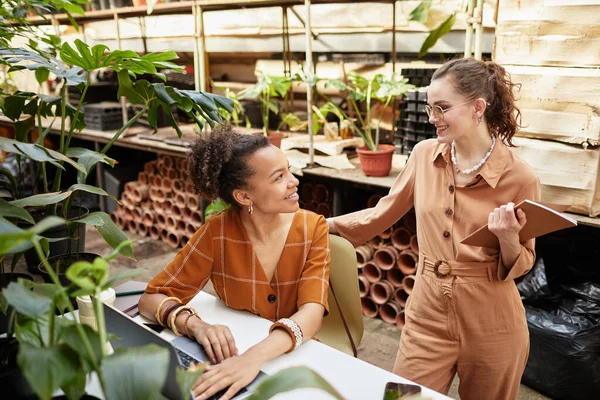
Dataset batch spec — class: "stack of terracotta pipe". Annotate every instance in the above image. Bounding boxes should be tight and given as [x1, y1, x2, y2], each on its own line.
[358, 195, 418, 331]
[298, 181, 333, 218]
[109, 155, 203, 249]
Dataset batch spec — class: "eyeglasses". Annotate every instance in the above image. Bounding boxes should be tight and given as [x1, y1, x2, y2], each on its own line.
[425, 100, 475, 121]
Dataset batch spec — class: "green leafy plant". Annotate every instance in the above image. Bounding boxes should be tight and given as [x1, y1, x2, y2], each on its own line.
[0, 38, 233, 266]
[204, 198, 231, 221]
[237, 72, 291, 136]
[409, 1, 461, 58]
[325, 72, 414, 150]
[279, 102, 346, 138]
[213, 85, 252, 129]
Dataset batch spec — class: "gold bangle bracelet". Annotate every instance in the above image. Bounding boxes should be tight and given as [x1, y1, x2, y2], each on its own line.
[170, 306, 196, 337]
[155, 297, 181, 327]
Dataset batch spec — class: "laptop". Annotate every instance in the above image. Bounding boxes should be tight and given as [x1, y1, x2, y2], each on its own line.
[103, 303, 268, 400]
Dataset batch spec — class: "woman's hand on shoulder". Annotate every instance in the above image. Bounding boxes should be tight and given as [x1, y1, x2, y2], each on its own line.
[192, 353, 263, 400]
[189, 319, 238, 364]
[488, 202, 526, 243]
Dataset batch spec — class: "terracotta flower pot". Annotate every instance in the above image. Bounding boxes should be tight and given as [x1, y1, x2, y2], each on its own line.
[393, 287, 409, 307]
[363, 261, 384, 283]
[386, 267, 404, 288]
[379, 302, 400, 325]
[356, 144, 395, 177]
[367, 235, 385, 250]
[409, 234, 419, 254]
[402, 275, 416, 295]
[355, 244, 375, 268]
[379, 226, 393, 240]
[361, 297, 379, 318]
[149, 226, 161, 240]
[267, 131, 284, 148]
[373, 246, 398, 271]
[397, 250, 418, 275]
[396, 310, 406, 330]
[137, 171, 148, 185]
[391, 227, 411, 251]
[370, 280, 394, 305]
[358, 275, 370, 298]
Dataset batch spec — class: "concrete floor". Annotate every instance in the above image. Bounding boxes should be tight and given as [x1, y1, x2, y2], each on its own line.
[59, 227, 550, 400]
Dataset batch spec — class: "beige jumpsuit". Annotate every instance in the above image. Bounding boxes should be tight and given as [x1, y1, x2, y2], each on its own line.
[333, 139, 540, 400]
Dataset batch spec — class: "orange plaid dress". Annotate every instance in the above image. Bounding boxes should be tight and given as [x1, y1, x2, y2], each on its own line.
[145, 208, 330, 321]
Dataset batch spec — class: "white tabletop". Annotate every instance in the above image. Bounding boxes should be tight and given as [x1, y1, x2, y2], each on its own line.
[135, 291, 451, 400]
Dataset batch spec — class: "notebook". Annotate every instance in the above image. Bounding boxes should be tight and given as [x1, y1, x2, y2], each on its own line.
[103, 303, 267, 400]
[461, 200, 577, 248]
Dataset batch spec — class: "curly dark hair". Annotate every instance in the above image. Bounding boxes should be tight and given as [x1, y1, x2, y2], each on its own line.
[187, 124, 270, 207]
[431, 58, 522, 147]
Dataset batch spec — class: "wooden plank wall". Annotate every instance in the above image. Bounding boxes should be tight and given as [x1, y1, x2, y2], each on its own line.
[495, 0, 600, 67]
[495, 0, 600, 216]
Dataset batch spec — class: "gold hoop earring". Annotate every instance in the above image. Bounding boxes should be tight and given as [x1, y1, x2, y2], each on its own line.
[248, 203, 253, 215]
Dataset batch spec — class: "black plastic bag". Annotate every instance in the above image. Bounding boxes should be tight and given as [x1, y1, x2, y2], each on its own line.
[523, 304, 600, 400]
[517, 258, 556, 304]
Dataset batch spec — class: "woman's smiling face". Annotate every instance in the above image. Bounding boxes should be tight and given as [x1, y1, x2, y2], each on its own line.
[242, 145, 300, 214]
[426, 76, 477, 144]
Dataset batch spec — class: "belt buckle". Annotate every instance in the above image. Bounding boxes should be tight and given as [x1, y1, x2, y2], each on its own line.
[434, 260, 452, 278]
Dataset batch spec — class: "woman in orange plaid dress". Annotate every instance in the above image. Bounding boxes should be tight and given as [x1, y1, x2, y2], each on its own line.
[139, 125, 330, 400]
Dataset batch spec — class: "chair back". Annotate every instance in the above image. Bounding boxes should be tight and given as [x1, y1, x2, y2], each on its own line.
[315, 234, 364, 356]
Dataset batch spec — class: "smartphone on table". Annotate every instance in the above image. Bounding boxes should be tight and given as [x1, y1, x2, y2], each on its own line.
[383, 382, 422, 400]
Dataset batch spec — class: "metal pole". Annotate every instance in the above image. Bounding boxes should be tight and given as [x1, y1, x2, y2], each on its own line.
[139, 17, 148, 55]
[198, 6, 207, 92]
[391, 1, 396, 73]
[464, 0, 475, 58]
[304, 0, 314, 165]
[474, 0, 484, 60]
[193, 1, 201, 92]
[114, 11, 128, 127]
[391, 1, 397, 146]
[282, 7, 291, 114]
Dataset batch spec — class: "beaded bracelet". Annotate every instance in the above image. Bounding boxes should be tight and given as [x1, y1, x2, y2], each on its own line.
[269, 318, 304, 353]
[155, 297, 181, 326]
[169, 305, 196, 337]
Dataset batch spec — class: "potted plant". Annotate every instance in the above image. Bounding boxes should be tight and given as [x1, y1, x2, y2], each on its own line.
[325, 72, 414, 177]
[280, 101, 351, 142]
[0, 34, 234, 278]
[237, 72, 291, 148]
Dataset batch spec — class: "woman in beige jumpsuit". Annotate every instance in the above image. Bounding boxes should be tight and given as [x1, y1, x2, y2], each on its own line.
[329, 58, 540, 400]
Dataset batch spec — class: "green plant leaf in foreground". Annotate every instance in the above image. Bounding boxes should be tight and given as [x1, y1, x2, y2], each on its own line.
[17, 342, 80, 400]
[418, 13, 457, 58]
[248, 366, 344, 400]
[0, 197, 34, 223]
[3, 281, 51, 318]
[9, 191, 72, 208]
[66, 256, 109, 291]
[76, 212, 135, 259]
[102, 344, 170, 400]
